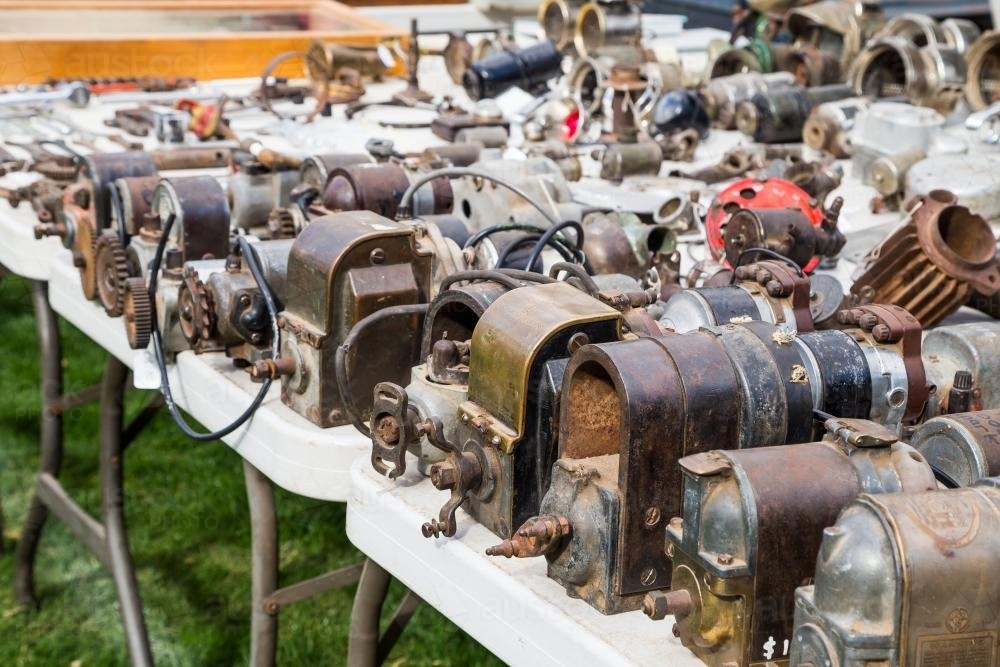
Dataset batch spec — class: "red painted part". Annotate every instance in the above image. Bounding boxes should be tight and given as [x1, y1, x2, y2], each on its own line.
[704, 177, 825, 272]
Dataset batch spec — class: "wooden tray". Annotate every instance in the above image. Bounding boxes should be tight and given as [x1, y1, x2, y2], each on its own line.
[0, 0, 407, 84]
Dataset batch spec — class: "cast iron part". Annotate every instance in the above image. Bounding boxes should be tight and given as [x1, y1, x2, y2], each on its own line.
[462, 40, 563, 101]
[791, 479, 1000, 666]
[278, 211, 435, 428]
[322, 162, 453, 220]
[849, 190, 1000, 327]
[649, 419, 934, 667]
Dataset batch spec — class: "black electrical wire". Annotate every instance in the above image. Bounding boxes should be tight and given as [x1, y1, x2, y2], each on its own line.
[438, 269, 556, 293]
[549, 262, 601, 296]
[730, 246, 805, 284]
[463, 223, 547, 249]
[929, 464, 961, 489]
[336, 304, 430, 437]
[147, 217, 278, 441]
[524, 220, 587, 275]
[496, 234, 575, 269]
[107, 180, 128, 246]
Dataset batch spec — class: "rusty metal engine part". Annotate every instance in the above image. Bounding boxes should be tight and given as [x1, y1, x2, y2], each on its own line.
[120, 176, 232, 351]
[602, 64, 650, 142]
[659, 259, 813, 332]
[450, 157, 582, 233]
[965, 30, 1000, 110]
[273, 211, 434, 428]
[648, 419, 935, 667]
[298, 153, 373, 191]
[876, 13, 980, 54]
[229, 164, 299, 232]
[922, 322, 1000, 419]
[781, 160, 843, 205]
[304, 40, 388, 84]
[676, 147, 761, 184]
[598, 141, 663, 182]
[704, 177, 835, 273]
[178, 240, 293, 359]
[849, 190, 1000, 327]
[573, 1, 642, 57]
[910, 409, 1000, 488]
[488, 307, 926, 613]
[523, 141, 583, 182]
[848, 37, 967, 115]
[847, 101, 964, 182]
[791, 479, 1000, 667]
[322, 162, 453, 220]
[722, 200, 845, 271]
[581, 211, 676, 281]
[429, 107, 510, 145]
[787, 0, 885, 84]
[372, 281, 639, 542]
[865, 149, 927, 206]
[735, 83, 853, 143]
[566, 45, 649, 119]
[803, 96, 869, 157]
[462, 40, 563, 101]
[442, 32, 475, 84]
[699, 71, 795, 129]
[539, 0, 586, 51]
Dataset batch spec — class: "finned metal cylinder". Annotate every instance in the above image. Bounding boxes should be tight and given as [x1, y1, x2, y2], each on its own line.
[965, 30, 1000, 110]
[573, 1, 642, 56]
[849, 190, 1000, 326]
[849, 37, 967, 114]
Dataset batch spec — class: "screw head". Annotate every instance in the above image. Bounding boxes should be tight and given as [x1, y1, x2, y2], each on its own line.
[644, 507, 661, 527]
[640, 567, 657, 586]
[370, 248, 386, 264]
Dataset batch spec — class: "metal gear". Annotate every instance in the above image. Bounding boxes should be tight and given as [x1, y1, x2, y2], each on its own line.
[123, 277, 153, 350]
[71, 212, 99, 300]
[177, 266, 216, 346]
[94, 234, 130, 317]
[266, 207, 300, 239]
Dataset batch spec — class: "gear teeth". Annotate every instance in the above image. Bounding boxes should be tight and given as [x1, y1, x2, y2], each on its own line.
[178, 268, 215, 346]
[123, 277, 153, 350]
[94, 234, 131, 317]
[74, 217, 100, 300]
[267, 207, 298, 239]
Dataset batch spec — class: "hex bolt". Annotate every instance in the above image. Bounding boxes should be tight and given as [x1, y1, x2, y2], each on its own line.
[643, 589, 693, 621]
[644, 507, 661, 527]
[429, 461, 458, 490]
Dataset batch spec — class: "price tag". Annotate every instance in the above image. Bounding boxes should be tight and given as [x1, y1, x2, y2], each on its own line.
[132, 347, 163, 390]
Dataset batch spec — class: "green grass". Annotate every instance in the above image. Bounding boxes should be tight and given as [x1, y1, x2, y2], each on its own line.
[0, 274, 502, 666]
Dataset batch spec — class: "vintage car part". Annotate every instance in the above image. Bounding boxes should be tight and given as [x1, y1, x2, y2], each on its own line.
[462, 40, 563, 101]
[651, 89, 710, 139]
[574, 1, 642, 56]
[847, 101, 965, 180]
[704, 177, 840, 273]
[646, 419, 935, 667]
[486, 306, 926, 613]
[966, 30, 1000, 110]
[849, 37, 967, 114]
[922, 321, 1000, 418]
[322, 162, 453, 220]
[270, 211, 434, 428]
[659, 260, 813, 332]
[848, 190, 1000, 327]
[905, 153, 1000, 222]
[803, 97, 869, 157]
[866, 149, 926, 205]
[177, 240, 293, 359]
[877, 13, 980, 53]
[598, 141, 663, 182]
[372, 282, 647, 539]
[121, 176, 232, 351]
[298, 153, 373, 192]
[539, 0, 585, 51]
[781, 160, 843, 205]
[700, 71, 795, 129]
[786, 0, 885, 81]
[229, 162, 299, 232]
[430, 109, 510, 144]
[451, 158, 582, 232]
[581, 211, 676, 281]
[565, 45, 651, 120]
[735, 84, 853, 143]
[791, 479, 1000, 667]
[910, 409, 1000, 488]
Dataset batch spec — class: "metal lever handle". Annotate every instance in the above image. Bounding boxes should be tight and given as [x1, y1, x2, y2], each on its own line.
[370, 382, 415, 479]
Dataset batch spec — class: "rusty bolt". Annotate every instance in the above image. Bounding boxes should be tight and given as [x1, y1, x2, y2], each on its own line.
[644, 589, 693, 621]
[765, 280, 785, 297]
[375, 416, 401, 445]
[872, 323, 893, 343]
[644, 507, 661, 527]
[429, 461, 458, 490]
[370, 248, 386, 264]
[640, 567, 657, 586]
[717, 553, 734, 565]
[858, 313, 878, 330]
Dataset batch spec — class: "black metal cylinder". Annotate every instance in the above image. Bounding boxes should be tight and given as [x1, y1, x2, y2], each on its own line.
[463, 40, 563, 101]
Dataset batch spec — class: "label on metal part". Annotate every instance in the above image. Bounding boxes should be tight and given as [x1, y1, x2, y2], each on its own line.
[916, 631, 996, 666]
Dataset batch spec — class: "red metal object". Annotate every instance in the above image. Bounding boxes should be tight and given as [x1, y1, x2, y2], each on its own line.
[705, 177, 825, 272]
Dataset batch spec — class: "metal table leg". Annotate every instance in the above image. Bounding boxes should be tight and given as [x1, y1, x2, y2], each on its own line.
[14, 281, 155, 666]
[347, 558, 424, 667]
[243, 460, 370, 667]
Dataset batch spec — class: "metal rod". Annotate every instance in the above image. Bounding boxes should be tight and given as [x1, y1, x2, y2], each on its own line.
[265, 563, 364, 608]
[348, 558, 393, 667]
[48, 384, 102, 415]
[244, 460, 279, 667]
[100, 355, 154, 667]
[378, 590, 424, 661]
[35, 473, 109, 568]
[121, 394, 166, 450]
[14, 281, 64, 607]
